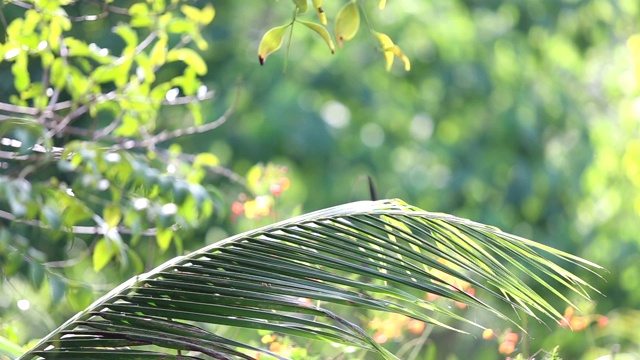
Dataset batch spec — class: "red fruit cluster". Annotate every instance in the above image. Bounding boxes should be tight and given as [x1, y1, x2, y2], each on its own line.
[560, 306, 608, 331]
[368, 313, 426, 344]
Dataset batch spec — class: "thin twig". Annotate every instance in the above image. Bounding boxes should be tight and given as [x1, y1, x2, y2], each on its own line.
[0, 208, 171, 236]
[68, 11, 109, 22]
[1, 137, 65, 157]
[112, 87, 238, 150]
[163, 89, 216, 105]
[42, 91, 118, 140]
[0, 102, 40, 116]
[93, 112, 124, 140]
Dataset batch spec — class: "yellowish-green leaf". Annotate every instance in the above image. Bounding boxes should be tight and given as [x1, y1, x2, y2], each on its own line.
[167, 19, 195, 34]
[12, 53, 30, 92]
[193, 33, 209, 51]
[292, 0, 308, 13]
[379, 0, 387, 9]
[93, 238, 117, 272]
[181, 4, 215, 25]
[258, 24, 290, 65]
[49, 15, 71, 51]
[156, 228, 172, 252]
[335, 1, 360, 48]
[200, 4, 216, 25]
[167, 48, 207, 75]
[103, 204, 122, 227]
[312, 0, 327, 25]
[375, 32, 410, 71]
[194, 153, 220, 168]
[375, 31, 394, 49]
[187, 101, 202, 125]
[297, 20, 335, 54]
[113, 24, 138, 48]
[150, 35, 168, 67]
[129, 3, 149, 16]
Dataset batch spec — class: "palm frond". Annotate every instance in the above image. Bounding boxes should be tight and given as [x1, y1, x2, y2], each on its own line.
[19, 199, 603, 360]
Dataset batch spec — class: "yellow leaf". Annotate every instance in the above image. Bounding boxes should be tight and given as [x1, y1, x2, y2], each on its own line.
[335, 1, 360, 48]
[312, 0, 327, 25]
[379, 0, 387, 9]
[194, 153, 219, 168]
[180, 4, 215, 25]
[297, 20, 335, 54]
[383, 51, 394, 72]
[375, 32, 410, 71]
[200, 4, 216, 25]
[258, 24, 290, 65]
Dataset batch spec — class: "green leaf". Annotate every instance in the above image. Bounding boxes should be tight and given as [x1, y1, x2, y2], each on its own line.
[49, 275, 67, 307]
[335, 1, 360, 48]
[103, 205, 122, 227]
[149, 35, 168, 67]
[156, 228, 172, 252]
[20, 200, 602, 360]
[167, 48, 207, 75]
[129, 3, 149, 16]
[166, 18, 195, 34]
[258, 24, 290, 65]
[41, 205, 62, 230]
[113, 25, 138, 48]
[0, 335, 23, 358]
[50, 58, 68, 89]
[12, 53, 30, 92]
[29, 263, 45, 289]
[66, 286, 93, 312]
[93, 238, 117, 272]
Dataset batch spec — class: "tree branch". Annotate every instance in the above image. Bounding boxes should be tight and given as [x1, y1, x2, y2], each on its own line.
[113, 87, 238, 151]
[0, 208, 171, 236]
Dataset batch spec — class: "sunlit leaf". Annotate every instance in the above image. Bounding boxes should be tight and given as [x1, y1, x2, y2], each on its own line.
[292, 0, 308, 14]
[312, 0, 327, 25]
[180, 4, 215, 26]
[93, 238, 117, 272]
[335, 1, 360, 48]
[104, 205, 122, 228]
[297, 20, 335, 54]
[194, 153, 220, 168]
[258, 24, 290, 65]
[156, 227, 173, 252]
[12, 53, 30, 92]
[167, 48, 207, 75]
[20, 200, 602, 360]
[375, 32, 410, 71]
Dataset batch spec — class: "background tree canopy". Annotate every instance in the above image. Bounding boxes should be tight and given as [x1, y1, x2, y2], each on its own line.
[1, 0, 639, 359]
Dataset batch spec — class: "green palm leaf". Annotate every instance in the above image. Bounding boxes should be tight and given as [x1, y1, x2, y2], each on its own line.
[18, 199, 602, 360]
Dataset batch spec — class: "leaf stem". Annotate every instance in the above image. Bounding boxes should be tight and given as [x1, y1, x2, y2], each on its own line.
[283, 7, 299, 74]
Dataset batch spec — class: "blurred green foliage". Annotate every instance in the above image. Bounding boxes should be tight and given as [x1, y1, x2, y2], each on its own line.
[1, 0, 640, 359]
